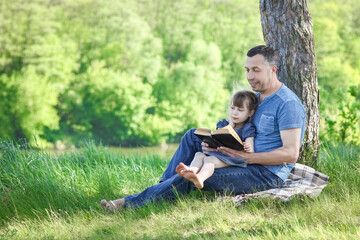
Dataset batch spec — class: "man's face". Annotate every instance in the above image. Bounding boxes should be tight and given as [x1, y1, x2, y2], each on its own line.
[244, 54, 275, 93]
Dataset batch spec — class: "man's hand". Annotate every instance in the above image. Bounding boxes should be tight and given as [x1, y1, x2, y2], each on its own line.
[218, 147, 256, 164]
[218, 146, 246, 158]
[218, 128, 302, 166]
[201, 142, 218, 153]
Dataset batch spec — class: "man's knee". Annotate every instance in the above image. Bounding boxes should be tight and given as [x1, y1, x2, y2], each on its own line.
[183, 128, 202, 146]
[181, 128, 197, 142]
[185, 128, 196, 136]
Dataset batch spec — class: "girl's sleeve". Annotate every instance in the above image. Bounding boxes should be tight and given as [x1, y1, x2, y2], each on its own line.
[216, 119, 229, 129]
[242, 122, 256, 139]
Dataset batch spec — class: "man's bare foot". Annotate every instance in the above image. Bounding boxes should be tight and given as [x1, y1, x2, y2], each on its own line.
[100, 198, 125, 211]
[182, 170, 204, 189]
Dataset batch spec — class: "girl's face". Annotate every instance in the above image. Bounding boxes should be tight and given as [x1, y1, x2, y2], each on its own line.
[229, 103, 252, 127]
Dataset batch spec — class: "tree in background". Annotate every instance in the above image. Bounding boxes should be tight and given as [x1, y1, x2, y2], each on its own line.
[0, 0, 78, 144]
[40, 0, 261, 146]
[0, 0, 359, 147]
[260, 0, 319, 161]
[309, 0, 360, 145]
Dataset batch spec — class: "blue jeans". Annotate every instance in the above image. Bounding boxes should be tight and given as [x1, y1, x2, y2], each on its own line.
[124, 129, 284, 208]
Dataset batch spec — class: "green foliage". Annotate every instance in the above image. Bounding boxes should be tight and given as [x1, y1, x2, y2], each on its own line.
[56, 61, 173, 146]
[0, 0, 359, 146]
[309, 0, 360, 145]
[154, 40, 229, 137]
[321, 86, 360, 144]
[0, 0, 77, 145]
[0, 69, 59, 144]
[3, 0, 260, 146]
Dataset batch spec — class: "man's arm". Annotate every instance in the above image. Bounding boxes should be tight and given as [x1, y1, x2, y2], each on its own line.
[218, 128, 302, 165]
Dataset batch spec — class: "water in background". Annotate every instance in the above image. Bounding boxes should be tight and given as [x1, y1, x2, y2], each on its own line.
[47, 143, 178, 159]
[109, 143, 178, 159]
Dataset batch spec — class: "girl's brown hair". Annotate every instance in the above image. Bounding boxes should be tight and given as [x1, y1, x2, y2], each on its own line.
[231, 90, 258, 121]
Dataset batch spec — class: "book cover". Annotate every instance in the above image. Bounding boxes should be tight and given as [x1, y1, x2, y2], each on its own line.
[194, 125, 244, 151]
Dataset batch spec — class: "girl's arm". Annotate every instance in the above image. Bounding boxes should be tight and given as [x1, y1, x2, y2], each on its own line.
[243, 137, 254, 153]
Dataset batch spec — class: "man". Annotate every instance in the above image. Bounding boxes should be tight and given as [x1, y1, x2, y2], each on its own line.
[101, 45, 306, 210]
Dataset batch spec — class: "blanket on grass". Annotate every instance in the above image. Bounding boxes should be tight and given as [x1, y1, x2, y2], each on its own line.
[231, 163, 330, 206]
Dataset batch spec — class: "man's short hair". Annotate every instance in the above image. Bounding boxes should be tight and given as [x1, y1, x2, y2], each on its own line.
[247, 45, 279, 66]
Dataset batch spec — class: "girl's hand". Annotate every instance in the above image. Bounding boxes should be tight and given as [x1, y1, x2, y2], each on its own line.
[243, 142, 254, 153]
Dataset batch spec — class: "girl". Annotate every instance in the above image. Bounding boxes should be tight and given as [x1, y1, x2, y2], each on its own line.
[176, 90, 258, 189]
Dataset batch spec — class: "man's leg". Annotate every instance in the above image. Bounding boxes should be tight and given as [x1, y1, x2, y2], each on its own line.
[124, 174, 197, 208]
[160, 128, 203, 182]
[123, 164, 284, 209]
[202, 164, 284, 194]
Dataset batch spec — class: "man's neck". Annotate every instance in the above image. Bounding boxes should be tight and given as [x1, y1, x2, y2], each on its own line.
[259, 81, 282, 102]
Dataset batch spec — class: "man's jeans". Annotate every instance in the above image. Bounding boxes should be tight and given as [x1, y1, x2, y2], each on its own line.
[124, 129, 284, 208]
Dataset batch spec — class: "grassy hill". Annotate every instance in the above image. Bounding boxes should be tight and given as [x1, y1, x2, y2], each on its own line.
[0, 141, 359, 239]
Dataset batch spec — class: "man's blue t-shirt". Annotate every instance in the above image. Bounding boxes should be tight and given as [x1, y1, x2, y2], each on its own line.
[252, 84, 306, 181]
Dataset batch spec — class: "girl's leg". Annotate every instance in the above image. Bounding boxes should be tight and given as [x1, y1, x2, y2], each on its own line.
[182, 156, 230, 189]
[190, 152, 207, 170]
[176, 152, 206, 176]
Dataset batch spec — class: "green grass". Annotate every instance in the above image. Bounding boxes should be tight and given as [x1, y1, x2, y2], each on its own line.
[0, 140, 359, 239]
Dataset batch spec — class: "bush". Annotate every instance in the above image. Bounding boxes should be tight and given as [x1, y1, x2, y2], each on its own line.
[320, 85, 360, 145]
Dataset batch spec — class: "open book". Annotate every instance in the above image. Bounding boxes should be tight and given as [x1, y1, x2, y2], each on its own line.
[194, 124, 244, 151]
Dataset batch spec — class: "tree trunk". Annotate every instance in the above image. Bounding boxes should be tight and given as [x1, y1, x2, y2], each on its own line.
[259, 0, 319, 162]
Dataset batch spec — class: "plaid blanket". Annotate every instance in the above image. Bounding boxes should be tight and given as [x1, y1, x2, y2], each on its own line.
[231, 163, 330, 206]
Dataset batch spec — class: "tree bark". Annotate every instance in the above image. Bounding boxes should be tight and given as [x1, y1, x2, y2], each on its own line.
[259, 0, 319, 162]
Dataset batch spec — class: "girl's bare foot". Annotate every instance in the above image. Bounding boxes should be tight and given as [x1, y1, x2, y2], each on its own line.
[100, 198, 125, 211]
[182, 170, 204, 189]
[175, 162, 190, 176]
[176, 163, 200, 177]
